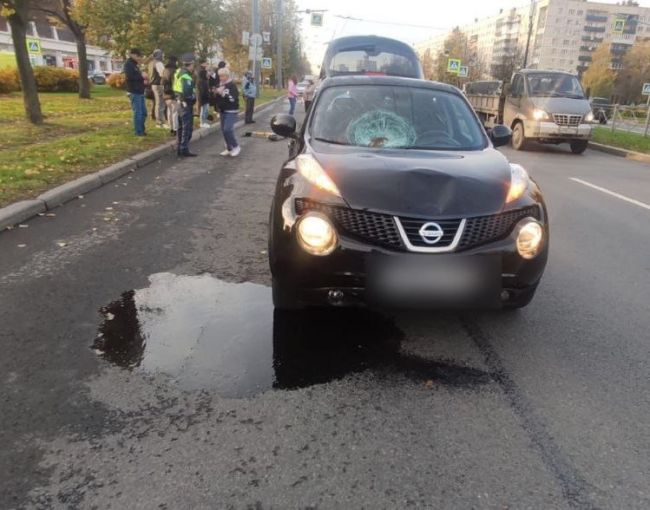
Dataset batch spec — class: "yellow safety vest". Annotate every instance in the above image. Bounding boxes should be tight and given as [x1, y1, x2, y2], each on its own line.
[172, 69, 192, 94]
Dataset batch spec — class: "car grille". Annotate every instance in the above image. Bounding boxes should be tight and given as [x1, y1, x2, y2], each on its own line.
[552, 114, 582, 127]
[295, 199, 541, 252]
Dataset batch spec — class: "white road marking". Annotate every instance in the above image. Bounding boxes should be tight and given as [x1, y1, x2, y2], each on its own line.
[569, 178, 650, 211]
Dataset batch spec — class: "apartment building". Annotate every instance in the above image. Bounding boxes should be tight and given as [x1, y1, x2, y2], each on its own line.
[0, 17, 120, 73]
[416, 0, 650, 79]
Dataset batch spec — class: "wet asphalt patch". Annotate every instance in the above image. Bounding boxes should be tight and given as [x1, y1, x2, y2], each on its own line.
[92, 273, 491, 397]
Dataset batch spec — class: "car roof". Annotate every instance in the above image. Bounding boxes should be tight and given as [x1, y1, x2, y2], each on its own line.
[318, 75, 461, 95]
[518, 69, 578, 77]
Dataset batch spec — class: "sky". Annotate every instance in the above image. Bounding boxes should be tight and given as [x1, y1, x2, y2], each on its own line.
[297, 0, 650, 73]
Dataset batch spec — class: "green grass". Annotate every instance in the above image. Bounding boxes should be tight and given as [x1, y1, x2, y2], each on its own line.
[0, 85, 285, 207]
[592, 127, 650, 155]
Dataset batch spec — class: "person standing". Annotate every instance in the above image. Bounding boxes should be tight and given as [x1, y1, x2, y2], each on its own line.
[287, 75, 298, 115]
[304, 78, 316, 113]
[162, 55, 179, 135]
[124, 48, 146, 136]
[197, 60, 211, 128]
[149, 49, 167, 129]
[173, 53, 197, 157]
[243, 71, 257, 124]
[215, 67, 240, 157]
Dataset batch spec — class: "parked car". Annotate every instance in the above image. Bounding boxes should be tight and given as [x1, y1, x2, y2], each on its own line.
[88, 72, 106, 85]
[590, 97, 610, 125]
[466, 69, 593, 154]
[267, 75, 549, 310]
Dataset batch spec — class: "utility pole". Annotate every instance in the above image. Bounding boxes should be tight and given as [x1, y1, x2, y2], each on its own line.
[251, 0, 261, 97]
[275, 0, 283, 89]
[522, 0, 536, 69]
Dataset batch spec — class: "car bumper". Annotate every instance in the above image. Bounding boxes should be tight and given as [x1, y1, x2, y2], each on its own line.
[271, 213, 549, 309]
[524, 120, 592, 140]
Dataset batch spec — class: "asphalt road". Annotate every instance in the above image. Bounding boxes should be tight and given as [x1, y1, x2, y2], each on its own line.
[1, 100, 649, 509]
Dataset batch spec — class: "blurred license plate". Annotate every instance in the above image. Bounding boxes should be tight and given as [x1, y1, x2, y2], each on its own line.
[368, 254, 498, 305]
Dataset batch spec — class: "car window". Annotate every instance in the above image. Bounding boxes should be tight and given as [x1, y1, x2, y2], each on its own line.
[310, 85, 486, 151]
[526, 73, 585, 98]
[511, 75, 523, 97]
[327, 51, 419, 78]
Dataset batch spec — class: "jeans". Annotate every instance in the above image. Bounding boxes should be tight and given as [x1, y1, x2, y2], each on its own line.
[200, 103, 210, 124]
[151, 85, 165, 124]
[177, 102, 194, 153]
[220, 111, 239, 151]
[288, 96, 297, 115]
[129, 93, 146, 135]
[245, 97, 255, 123]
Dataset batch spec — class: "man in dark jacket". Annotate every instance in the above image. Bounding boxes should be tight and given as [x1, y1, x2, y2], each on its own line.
[173, 53, 197, 157]
[243, 71, 257, 124]
[124, 48, 146, 136]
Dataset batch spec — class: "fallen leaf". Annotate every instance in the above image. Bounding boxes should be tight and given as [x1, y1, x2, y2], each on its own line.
[56, 242, 67, 247]
[45, 213, 56, 217]
[17, 244, 26, 248]
[105, 207, 113, 211]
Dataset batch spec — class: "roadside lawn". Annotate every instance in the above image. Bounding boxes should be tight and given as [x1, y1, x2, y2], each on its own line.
[592, 127, 650, 155]
[0, 86, 284, 207]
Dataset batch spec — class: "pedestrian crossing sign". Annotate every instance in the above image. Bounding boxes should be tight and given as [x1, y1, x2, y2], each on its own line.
[613, 17, 626, 34]
[642, 83, 650, 96]
[26, 38, 41, 55]
[447, 58, 461, 74]
[459, 66, 469, 78]
[262, 57, 272, 69]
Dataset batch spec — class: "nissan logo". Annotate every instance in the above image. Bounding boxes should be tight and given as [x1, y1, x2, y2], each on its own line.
[419, 222, 444, 245]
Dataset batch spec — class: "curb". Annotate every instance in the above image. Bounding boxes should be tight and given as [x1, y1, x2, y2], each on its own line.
[0, 97, 284, 231]
[589, 142, 650, 164]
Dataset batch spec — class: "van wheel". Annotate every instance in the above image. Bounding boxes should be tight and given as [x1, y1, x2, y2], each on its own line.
[570, 140, 588, 154]
[511, 122, 528, 150]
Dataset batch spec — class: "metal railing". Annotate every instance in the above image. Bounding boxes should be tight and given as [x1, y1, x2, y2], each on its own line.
[593, 104, 650, 138]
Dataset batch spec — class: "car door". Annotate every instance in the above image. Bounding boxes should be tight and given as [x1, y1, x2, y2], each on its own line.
[503, 74, 523, 128]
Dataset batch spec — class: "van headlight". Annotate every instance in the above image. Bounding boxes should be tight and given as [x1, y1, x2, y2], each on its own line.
[532, 109, 549, 120]
[516, 219, 544, 259]
[296, 212, 338, 256]
[584, 111, 594, 123]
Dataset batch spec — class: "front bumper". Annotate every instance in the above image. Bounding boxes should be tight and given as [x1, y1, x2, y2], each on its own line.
[271, 210, 549, 309]
[523, 120, 592, 140]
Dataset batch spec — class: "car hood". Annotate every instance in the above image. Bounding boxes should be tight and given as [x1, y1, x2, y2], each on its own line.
[531, 97, 591, 115]
[309, 143, 511, 218]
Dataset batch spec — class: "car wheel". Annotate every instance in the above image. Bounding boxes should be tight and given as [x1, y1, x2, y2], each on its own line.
[272, 278, 302, 310]
[511, 122, 527, 151]
[502, 284, 539, 310]
[570, 140, 588, 154]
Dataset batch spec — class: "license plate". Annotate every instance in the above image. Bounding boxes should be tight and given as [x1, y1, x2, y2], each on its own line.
[558, 126, 577, 134]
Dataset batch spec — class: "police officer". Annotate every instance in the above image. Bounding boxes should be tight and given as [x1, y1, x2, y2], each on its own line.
[173, 53, 197, 157]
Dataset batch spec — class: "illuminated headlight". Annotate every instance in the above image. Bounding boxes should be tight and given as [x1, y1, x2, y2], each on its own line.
[296, 213, 338, 256]
[532, 109, 549, 120]
[584, 111, 594, 123]
[506, 163, 529, 203]
[516, 219, 544, 259]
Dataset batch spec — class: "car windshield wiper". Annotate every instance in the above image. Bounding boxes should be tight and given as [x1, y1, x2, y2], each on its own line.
[313, 137, 350, 146]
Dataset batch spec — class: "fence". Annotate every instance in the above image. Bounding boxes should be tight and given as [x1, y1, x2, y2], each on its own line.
[599, 103, 650, 138]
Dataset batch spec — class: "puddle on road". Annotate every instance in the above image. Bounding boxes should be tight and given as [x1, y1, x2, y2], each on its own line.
[93, 273, 491, 397]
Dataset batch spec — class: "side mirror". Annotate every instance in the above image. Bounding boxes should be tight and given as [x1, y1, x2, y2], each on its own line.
[270, 114, 297, 139]
[489, 124, 512, 148]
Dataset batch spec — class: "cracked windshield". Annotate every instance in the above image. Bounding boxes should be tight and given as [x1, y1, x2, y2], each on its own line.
[1, 0, 650, 508]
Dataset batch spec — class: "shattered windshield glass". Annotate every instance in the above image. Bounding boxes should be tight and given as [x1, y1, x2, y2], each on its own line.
[526, 73, 585, 99]
[310, 85, 487, 151]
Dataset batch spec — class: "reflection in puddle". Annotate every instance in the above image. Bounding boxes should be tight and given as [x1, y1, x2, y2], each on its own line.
[93, 273, 491, 397]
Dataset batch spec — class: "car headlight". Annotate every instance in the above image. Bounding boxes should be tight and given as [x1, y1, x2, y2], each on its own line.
[584, 111, 594, 123]
[296, 212, 338, 256]
[532, 109, 549, 121]
[516, 219, 544, 259]
[506, 163, 529, 203]
[296, 154, 341, 196]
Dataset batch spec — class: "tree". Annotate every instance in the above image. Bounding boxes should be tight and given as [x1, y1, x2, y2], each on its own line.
[615, 40, 650, 103]
[31, 0, 92, 99]
[434, 28, 484, 87]
[420, 48, 435, 81]
[1, 0, 43, 124]
[581, 42, 616, 99]
[491, 47, 523, 83]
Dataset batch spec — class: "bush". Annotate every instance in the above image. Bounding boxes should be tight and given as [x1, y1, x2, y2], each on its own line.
[32, 66, 79, 92]
[107, 72, 126, 90]
[0, 67, 20, 94]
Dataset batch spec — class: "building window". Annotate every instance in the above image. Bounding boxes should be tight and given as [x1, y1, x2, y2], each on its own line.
[43, 55, 57, 66]
[569, 9, 575, 15]
[563, 39, 570, 45]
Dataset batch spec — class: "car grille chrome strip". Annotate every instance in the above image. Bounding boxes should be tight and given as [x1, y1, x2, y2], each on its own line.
[552, 113, 582, 127]
[394, 217, 466, 253]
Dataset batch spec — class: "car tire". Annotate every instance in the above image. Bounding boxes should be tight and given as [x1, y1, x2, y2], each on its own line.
[272, 278, 301, 310]
[502, 284, 539, 310]
[511, 122, 528, 151]
[570, 140, 588, 154]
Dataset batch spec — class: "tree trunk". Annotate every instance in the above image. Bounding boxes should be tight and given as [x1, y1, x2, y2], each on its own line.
[8, 10, 43, 124]
[75, 33, 91, 99]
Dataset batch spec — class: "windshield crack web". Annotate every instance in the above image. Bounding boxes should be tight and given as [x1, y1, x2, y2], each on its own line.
[347, 110, 417, 149]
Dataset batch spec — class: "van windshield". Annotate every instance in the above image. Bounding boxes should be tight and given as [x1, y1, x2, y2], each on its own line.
[526, 73, 585, 99]
[311, 85, 487, 151]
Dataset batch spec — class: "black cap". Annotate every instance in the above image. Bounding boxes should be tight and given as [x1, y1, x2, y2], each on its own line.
[129, 48, 142, 56]
[218, 61, 226, 68]
[180, 52, 195, 64]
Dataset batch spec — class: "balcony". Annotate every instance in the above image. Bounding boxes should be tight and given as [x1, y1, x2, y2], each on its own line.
[582, 36, 604, 43]
[586, 14, 608, 22]
[584, 25, 606, 33]
[579, 45, 595, 52]
[578, 55, 592, 62]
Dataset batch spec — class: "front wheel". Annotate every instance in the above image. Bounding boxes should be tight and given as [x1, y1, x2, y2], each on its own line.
[511, 122, 528, 151]
[570, 140, 588, 154]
